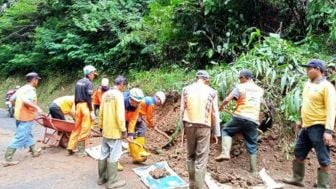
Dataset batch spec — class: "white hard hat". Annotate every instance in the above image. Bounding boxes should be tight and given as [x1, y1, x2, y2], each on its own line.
[155, 91, 166, 104]
[83, 65, 97, 76]
[101, 78, 109, 86]
[129, 88, 144, 102]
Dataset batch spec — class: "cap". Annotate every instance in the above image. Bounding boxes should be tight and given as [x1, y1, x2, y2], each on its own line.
[25, 72, 41, 81]
[239, 69, 253, 79]
[114, 75, 128, 85]
[196, 70, 210, 79]
[101, 78, 109, 87]
[301, 59, 326, 73]
[83, 65, 97, 76]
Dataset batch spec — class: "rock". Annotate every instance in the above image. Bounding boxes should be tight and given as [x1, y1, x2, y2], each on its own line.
[149, 168, 170, 179]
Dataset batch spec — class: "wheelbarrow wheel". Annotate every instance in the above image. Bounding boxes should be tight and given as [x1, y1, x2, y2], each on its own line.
[60, 133, 70, 148]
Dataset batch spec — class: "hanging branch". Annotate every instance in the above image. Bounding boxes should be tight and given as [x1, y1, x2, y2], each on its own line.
[0, 24, 36, 43]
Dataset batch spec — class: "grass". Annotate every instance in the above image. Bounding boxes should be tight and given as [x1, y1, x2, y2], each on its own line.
[0, 68, 195, 111]
[128, 68, 194, 95]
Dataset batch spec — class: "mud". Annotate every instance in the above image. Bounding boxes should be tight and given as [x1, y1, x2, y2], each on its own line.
[149, 168, 170, 179]
[147, 98, 336, 189]
[1, 95, 335, 189]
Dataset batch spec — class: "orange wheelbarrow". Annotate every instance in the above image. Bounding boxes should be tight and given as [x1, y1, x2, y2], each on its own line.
[35, 114, 75, 148]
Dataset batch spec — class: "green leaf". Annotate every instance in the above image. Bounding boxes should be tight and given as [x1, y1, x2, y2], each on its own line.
[207, 49, 214, 58]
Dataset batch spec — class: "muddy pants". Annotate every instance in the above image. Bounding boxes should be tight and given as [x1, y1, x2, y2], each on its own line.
[67, 103, 91, 150]
[185, 123, 211, 171]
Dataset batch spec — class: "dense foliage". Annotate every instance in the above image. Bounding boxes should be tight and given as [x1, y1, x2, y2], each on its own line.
[0, 0, 335, 124]
[0, 0, 335, 76]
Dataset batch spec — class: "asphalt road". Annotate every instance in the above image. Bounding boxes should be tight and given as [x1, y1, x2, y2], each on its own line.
[0, 109, 147, 189]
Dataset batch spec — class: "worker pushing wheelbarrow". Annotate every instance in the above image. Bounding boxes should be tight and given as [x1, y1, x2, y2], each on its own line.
[35, 114, 102, 148]
[35, 114, 75, 148]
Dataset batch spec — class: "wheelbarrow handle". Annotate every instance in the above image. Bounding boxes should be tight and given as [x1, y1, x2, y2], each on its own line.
[34, 114, 59, 131]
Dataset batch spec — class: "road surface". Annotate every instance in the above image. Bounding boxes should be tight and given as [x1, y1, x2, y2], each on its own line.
[0, 109, 147, 189]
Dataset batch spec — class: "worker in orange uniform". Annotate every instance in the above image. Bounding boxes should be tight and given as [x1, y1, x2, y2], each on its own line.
[67, 65, 97, 157]
[138, 91, 166, 128]
[124, 88, 149, 163]
[131, 91, 166, 158]
[49, 95, 75, 120]
[92, 78, 109, 116]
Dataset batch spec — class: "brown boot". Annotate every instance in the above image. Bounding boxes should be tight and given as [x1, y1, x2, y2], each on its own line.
[67, 149, 75, 156]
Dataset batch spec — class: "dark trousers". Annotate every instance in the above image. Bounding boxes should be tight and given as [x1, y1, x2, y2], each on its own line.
[49, 103, 65, 120]
[294, 124, 330, 166]
[222, 116, 258, 155]
[93, 105, 100, 116]
[126, 118, 147, 138]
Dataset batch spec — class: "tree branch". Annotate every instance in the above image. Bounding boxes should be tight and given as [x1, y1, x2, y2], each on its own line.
[0, 24, 36, 43]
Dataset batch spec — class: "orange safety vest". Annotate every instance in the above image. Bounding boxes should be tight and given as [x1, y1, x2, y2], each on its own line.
[14, 84, 38, 121]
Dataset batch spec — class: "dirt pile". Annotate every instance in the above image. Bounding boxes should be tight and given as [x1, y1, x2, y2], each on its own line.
[146, 96, 336, 189]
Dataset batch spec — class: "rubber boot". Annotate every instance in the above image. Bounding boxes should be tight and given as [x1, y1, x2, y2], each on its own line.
[117, 162, 123, 171]
[195, 168, 206, 189]
[136, 137, 151, 157]
[106, 161, 126, 189]
[215, 136, 232, 161]
[129, 140, 147, 163]
[283, 160, 305, 187]
[77, 141, 87, 157]
[315, 168, 329, 189]
[2, 147, 19, 167]
[187, 160, 196, 189]
[97, 159, 107, 185]
[249, 154, 257, 176]
[29, 144, 41, 157]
